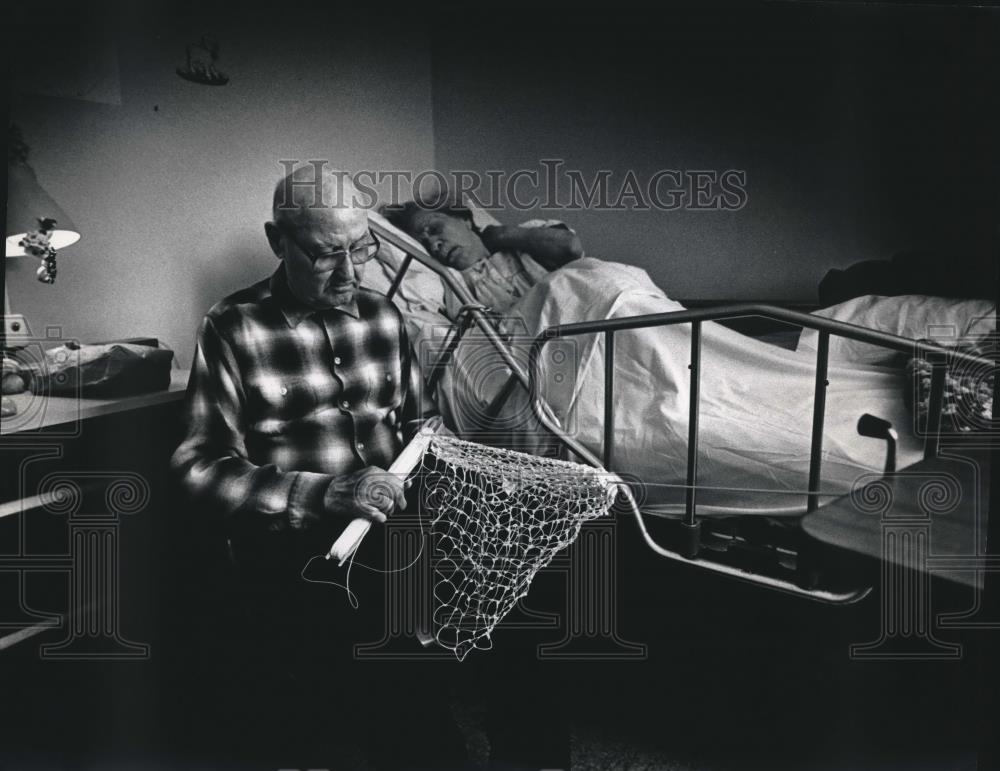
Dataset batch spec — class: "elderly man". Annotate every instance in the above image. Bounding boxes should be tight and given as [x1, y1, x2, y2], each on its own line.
[173, 168, 423, 542]
[172, 166, 465, 770]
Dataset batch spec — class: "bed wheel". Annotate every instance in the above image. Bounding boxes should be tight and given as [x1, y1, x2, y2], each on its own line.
[795, 542, 822, 591]
[679, 520, 701, 559]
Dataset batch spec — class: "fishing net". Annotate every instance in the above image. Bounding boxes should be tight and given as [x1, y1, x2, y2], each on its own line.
[420, 435, 619, 660]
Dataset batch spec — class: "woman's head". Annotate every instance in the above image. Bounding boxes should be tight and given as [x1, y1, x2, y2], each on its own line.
[384, 200, 490, 270]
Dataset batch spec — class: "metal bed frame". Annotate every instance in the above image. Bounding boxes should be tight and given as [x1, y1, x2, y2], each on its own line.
[369, 211, 996, 604]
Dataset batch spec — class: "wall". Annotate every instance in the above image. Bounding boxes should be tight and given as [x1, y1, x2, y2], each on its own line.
[429, 3, 999, 303]
[8, 3, 436, 367]
[8, 1, 997, 371]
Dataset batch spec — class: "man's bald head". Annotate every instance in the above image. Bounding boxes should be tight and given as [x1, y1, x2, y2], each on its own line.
[265, 165, 370, 310]
[272, 165, 362, 228]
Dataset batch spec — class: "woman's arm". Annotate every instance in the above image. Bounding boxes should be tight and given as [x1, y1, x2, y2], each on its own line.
[480, 224, 583, 270]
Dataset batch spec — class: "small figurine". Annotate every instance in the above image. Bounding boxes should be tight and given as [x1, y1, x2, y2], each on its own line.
[177, 36, 229, 86]
[19, 217, 59, 284]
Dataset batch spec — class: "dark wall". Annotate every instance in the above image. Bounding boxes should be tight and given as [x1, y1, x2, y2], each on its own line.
[430, 2, 999, 302]
[7, 1, 436, 367]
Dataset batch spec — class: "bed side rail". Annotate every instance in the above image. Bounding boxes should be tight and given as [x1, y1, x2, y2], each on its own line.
[528, 303, 996, 506]
[369, 212, 565, 425]
[368, 212, 515, 375]
[367, 221, 994, 602]
[527, 305, 995, 603]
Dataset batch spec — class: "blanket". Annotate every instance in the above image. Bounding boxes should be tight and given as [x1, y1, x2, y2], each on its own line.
[436, 258, 925, 516]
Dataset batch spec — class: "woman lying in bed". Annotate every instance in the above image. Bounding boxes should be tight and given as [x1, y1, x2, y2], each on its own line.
[382, 201, 932, 516]
[384, 200, 583, 317]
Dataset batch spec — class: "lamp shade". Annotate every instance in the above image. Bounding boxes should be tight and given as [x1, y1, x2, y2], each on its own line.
[6, 160, 81, 257]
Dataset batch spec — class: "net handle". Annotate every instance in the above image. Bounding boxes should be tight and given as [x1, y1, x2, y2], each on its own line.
[325, 416, 444, 565]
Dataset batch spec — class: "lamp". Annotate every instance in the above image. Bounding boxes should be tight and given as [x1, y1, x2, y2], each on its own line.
[5, 158, 80, 347]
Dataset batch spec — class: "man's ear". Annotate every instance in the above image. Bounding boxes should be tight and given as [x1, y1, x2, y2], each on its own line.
[264, 222, 283, 260]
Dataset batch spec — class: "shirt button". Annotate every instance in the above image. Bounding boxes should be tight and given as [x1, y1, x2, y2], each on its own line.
[357, 442, 365, 450]
[385, 374, 393, 382]
[341, 400, 350, 409]
[279, 385, 288, 396]
[333, 356, 342, 365]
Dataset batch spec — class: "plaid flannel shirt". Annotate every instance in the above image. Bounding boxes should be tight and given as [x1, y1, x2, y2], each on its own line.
[171, 264, 434, 535]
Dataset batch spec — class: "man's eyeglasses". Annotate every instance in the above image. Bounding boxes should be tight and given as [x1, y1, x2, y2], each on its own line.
[280, 224, 381, 266]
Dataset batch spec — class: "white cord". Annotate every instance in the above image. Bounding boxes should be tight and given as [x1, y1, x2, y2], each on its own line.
[300, 523, 429, 610]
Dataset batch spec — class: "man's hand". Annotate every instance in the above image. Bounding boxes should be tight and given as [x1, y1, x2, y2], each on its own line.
[323, 466, 406, 525]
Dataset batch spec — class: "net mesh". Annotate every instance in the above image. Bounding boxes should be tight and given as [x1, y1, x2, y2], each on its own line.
[420, 435, 617, 660]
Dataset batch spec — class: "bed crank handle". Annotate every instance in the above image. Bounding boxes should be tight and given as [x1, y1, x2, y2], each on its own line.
[857, 413, 897, 474]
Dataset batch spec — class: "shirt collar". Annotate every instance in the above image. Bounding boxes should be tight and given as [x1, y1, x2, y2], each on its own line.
[268, 264, 360, 326]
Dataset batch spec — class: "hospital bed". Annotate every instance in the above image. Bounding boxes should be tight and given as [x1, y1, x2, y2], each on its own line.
[365, 210, 996, 605]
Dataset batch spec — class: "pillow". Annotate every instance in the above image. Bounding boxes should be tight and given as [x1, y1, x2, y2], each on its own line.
[364, 239, 444, 308]
[797, 295, 996, 365]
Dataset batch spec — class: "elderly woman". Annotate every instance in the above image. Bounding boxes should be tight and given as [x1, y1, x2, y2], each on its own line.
[384, 201, 583, 317]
